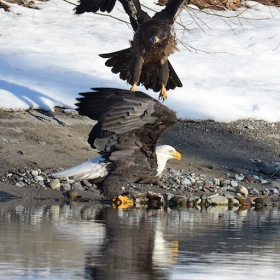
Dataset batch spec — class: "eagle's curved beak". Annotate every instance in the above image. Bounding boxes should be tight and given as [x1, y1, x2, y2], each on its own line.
[170, 150, 181, 161]
[150, 35, 160, 44]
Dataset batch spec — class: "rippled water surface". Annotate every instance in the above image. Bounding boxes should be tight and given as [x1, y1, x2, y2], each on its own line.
[0, 201, 280, 280]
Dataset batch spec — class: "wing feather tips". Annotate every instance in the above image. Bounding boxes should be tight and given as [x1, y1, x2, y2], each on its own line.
[75, 0, 117, 14]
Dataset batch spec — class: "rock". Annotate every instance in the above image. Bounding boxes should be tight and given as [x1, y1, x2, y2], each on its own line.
[230, 180, 238, 188]
[169, 195, 188, 207]
[228, 197, 240, 205]
[235, 174, 244, 181]
[31, 170, 39, 176]
[235, 197, 251, 207]
[254, 197, 270, 207]
[38, 181, 45, 187]
[261, 179, 269, 184]
[189, 196, 201, 205]
[50, 179, 61, 190]
[15, 182, 25, 187]
[270, 188, 279, 194]
[236, 186, 248, 196]
[181, 178, 191, 186]
[207, 195, 228, 205]
[213, 178, 221, 186]
[250, 188, 259, 195]
[260, 166, 277, 175]
[163, 193, 174, 202]
[61, 183, 71, 191]
[34, 175, 44, 181]
[169, 169, 181, 176]
[245, 175, 258, 182]
[71, 182, 83, 191]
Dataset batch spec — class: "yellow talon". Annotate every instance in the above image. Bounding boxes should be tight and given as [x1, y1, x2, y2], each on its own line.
[130, 84, 137, 92]
[111, 195, 134, 209]
[159, 85, 167, 100]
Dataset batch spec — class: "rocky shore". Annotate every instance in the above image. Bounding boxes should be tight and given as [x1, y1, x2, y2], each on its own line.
[1, 108, 280, 208]
[1, 158, 280, 209]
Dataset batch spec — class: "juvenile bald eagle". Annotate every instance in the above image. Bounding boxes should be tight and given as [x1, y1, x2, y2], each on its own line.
[52, 88, 181, 198]
[75, 0, 185, 100]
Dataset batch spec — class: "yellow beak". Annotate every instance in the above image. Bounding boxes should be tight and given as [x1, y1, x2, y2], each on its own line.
[171, 150, 181, 161]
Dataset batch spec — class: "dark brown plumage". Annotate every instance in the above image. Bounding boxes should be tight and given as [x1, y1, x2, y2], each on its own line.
[75, 0, 185, 100]
[52, 88, 181, 198]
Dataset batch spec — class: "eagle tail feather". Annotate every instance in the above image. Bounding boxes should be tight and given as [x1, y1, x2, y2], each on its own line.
[99, 50, 183, 92]
[52, 156, 109, 181]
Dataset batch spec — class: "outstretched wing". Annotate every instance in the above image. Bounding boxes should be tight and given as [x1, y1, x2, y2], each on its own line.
[75, 88, 177, 197]
[153, 0, 186, 22]
[75, 0, 150, 31]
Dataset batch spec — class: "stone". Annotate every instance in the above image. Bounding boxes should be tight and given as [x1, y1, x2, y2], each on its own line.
[235, 197, 251, 207]
[71, 182, 83, 191]
[34, 175, 44, 181]
[181, 178, 191, 186]
[260, 166, 277, 175]
[228, 197, 240, 205]
[213, 178, 221, 186]
[163, 193, 174, 202]
[235, 174, 244, 181]
[261, 179, 269, 184]
[270, 188, 279, 194]
[254, 197, 270, 207]
[230, 180, 238, 187]
[169, 169, 181, 176]
[15, 182, 25, 187]
[61, 183, 71, 191]
[169, 195, 188, 207]
[245, 175, 258, 182]
[50, 179, 61, 190]
[236, 186, 248, 196]
[207, 195, 228, 205]
[31, 170, 39, 176]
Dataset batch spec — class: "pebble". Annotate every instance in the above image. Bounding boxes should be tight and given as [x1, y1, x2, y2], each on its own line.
[50, 179, 61, 190]
[15, 182, 25, 187]
[61, 183, 71, 191]
[236, 186, 248, 196]
[2, 158, 280, 209]
[34, 175, 44, 181]
[235, 174, 244, 181]
[181, 178, 191, 186]
[260, 166, 277, 175]
[31, 170, 39, 176]
[71, 182, 83, 191]
[230, 180, 239, 188]
[207, 195, 228, 205]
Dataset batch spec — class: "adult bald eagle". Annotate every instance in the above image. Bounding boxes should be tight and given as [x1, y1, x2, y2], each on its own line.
[75, 0, 185, 100]
[52, 88, 181, 198]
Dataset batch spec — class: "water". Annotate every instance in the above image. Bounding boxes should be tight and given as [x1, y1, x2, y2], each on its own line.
[0, 200, 279, 280]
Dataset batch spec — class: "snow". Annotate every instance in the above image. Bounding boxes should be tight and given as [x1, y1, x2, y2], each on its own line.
[0, 0, 280, 122]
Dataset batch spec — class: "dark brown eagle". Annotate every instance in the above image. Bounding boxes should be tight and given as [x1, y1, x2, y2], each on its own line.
[75, 0, 185, 100]
[52, 88, 181, 198]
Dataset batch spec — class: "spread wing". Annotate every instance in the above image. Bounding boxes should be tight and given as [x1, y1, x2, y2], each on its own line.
[75, 0, 150, 31]
[75, 88, 177, 197]
[153, 0, 186, 22]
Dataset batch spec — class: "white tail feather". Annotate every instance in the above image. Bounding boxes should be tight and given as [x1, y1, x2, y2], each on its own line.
[52, 156, 109, 180]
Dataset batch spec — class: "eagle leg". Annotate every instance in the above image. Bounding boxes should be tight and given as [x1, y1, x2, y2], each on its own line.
[159, 85, 168, 101]
[112, 195, 134, 209]
[130, 84, 137, 92]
